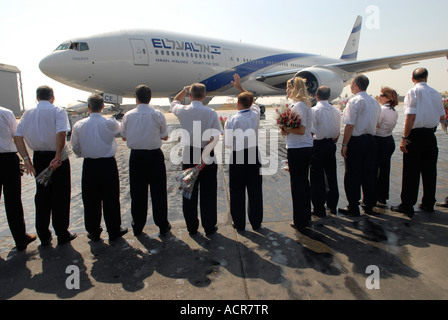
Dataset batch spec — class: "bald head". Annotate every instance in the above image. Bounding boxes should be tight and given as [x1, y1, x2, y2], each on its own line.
[412, 68, 428, 83]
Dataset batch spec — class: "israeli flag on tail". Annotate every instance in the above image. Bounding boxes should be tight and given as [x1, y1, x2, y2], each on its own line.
[340, 15, 362, 61]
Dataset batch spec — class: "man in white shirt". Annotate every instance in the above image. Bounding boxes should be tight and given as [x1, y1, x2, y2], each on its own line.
[224, 75, 263, 231]
[71, 94, 127, 241]
[0, 106, 36, 251]
[121, 85, 171, 237]
[14, 86, 76, 246]
[339, 75, 381, 216]
[391, 68, 446, 217]
[310, 86, 341, 217]
[170, 83, 222, 236]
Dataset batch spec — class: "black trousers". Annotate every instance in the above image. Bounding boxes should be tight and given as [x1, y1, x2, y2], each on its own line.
[182, 147, 217, 234]
[374, 135, 396, 202]
[344, 134, 377, 210]
[82, 157, 122, 238]
[229, 147, 263, 230]
[287, 147, 312, 228]
[310, 139, 339, 215]
[0, 153, 27, 245]
[129, 149, 169, 234]
[401, 128, 438, 209]
[33, 151, 71, 241]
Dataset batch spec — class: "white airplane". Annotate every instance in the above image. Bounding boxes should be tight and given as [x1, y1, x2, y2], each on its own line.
[39, 16, 448, 106]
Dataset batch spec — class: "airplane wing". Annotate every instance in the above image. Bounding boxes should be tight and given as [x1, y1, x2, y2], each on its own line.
[327, 49, 448, 73]
[256, 49, 448, 83]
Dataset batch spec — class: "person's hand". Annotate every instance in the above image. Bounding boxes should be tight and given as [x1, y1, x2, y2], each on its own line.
[341, 145, 348, 159]
[23, 159, 36, 176]
[400, 139, 409, 154]
[231, 74, 244, 92]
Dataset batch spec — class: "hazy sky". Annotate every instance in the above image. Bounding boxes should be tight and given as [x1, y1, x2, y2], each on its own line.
[1, 0, 447, 108]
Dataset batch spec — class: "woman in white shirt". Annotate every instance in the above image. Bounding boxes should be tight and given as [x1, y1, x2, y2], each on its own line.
[375, 87, 398, 206]
[281, 77, 313, 230]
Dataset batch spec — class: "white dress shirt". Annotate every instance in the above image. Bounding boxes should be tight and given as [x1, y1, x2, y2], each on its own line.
[343, 92, 381, 136]
[15, 101, 71, 151]
[375, 104, 398, 137]
[71, 113, 120, 159]
[311, 100, 341, 140]
[0, 106, 18, 153]
[404, 82, 445, 129]
[170, 100, 223, 148]
[285, 101, 313, 149]
[121, 104, 168, 150]
[224, 105, 260, 151]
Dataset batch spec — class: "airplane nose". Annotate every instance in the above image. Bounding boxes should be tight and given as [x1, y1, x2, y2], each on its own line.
[39, 54, 55, 77]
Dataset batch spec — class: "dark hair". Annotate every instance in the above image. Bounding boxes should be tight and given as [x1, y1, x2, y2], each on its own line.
[353, 75, 370, 91]
[190, 83, 206, 100]
[238, 91, 254, 108]
[135, 85, 152, 104]
[87, 94, 104, 112]
[412, 68, 428, 81]
[36, 85, 54, 101]
[316, 86, 331, 100]
[380, 86, 399, 107]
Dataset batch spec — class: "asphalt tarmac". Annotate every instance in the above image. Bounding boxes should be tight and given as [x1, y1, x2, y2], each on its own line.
[1, 106, 448, 302]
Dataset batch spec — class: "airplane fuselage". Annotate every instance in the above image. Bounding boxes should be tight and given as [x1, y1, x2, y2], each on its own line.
[39, 29, 343, 100]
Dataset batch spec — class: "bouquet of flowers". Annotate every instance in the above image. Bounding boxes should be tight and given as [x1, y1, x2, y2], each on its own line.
[442, 98, 448, 134]
[339, 98, 349, 114]
[219, 115, 228, 129]
[36, 145, 73, 186]
[175, 163, 206, 199]
[275, 105, 301, 137]
[443, 98, 448, 118]
[281, 160, 289, 172]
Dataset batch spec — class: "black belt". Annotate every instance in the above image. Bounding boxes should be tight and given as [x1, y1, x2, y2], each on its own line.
[411, 127, 436, 133]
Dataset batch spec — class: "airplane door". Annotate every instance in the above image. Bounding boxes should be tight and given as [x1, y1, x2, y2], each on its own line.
[223, 49, 235, 68]
[130, 39, 149, 66]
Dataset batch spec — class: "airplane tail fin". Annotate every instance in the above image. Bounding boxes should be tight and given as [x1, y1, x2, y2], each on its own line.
[340, 15, 362, 61]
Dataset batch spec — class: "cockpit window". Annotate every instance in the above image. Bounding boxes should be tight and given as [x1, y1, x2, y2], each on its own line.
[55, 42, 89, 51]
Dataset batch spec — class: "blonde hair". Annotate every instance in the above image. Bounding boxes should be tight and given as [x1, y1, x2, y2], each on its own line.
[287, 77, 311, 106]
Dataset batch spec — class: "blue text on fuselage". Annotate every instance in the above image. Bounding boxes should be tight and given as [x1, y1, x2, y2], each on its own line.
[151, 38, 221, 54]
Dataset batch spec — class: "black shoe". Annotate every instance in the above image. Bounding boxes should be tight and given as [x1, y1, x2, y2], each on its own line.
[418, 203, 434, 212]
[205, 226, 218, 236]
[311, 210, 326, 218]
[58, 232, 77, 246]
[338, 206, 360, 217]
[361, 205, 375, 215]
[87, 233, 101, 242]
[109, 228, 128, 241]
[290, 221, 311, 233]
[390, 204, 414, 217]
[40, 236, 53, 246]
[232, 224, 245, 232]
[160, 223, 172, 236]
[252, 224, 262, 231]
[436, 201, 448, 208]
[58, 233, 78, 246]
[16, 233, 37, 252]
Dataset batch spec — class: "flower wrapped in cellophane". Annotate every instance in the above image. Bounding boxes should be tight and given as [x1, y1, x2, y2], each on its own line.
[219, 115, 228, 130]
[281, 160, 290, 172]
[276, 105, 302, 137]
[36, 145, 73, 186]
[175, 163, 206, 199]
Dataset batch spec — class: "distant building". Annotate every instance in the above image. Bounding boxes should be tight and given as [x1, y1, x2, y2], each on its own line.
[0, 63, 25, 117]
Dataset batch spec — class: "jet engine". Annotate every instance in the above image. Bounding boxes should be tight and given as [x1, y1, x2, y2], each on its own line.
[294, 67, 344, 104]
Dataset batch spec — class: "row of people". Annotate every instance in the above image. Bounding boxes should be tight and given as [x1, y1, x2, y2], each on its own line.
[0, 69, 446, 251]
